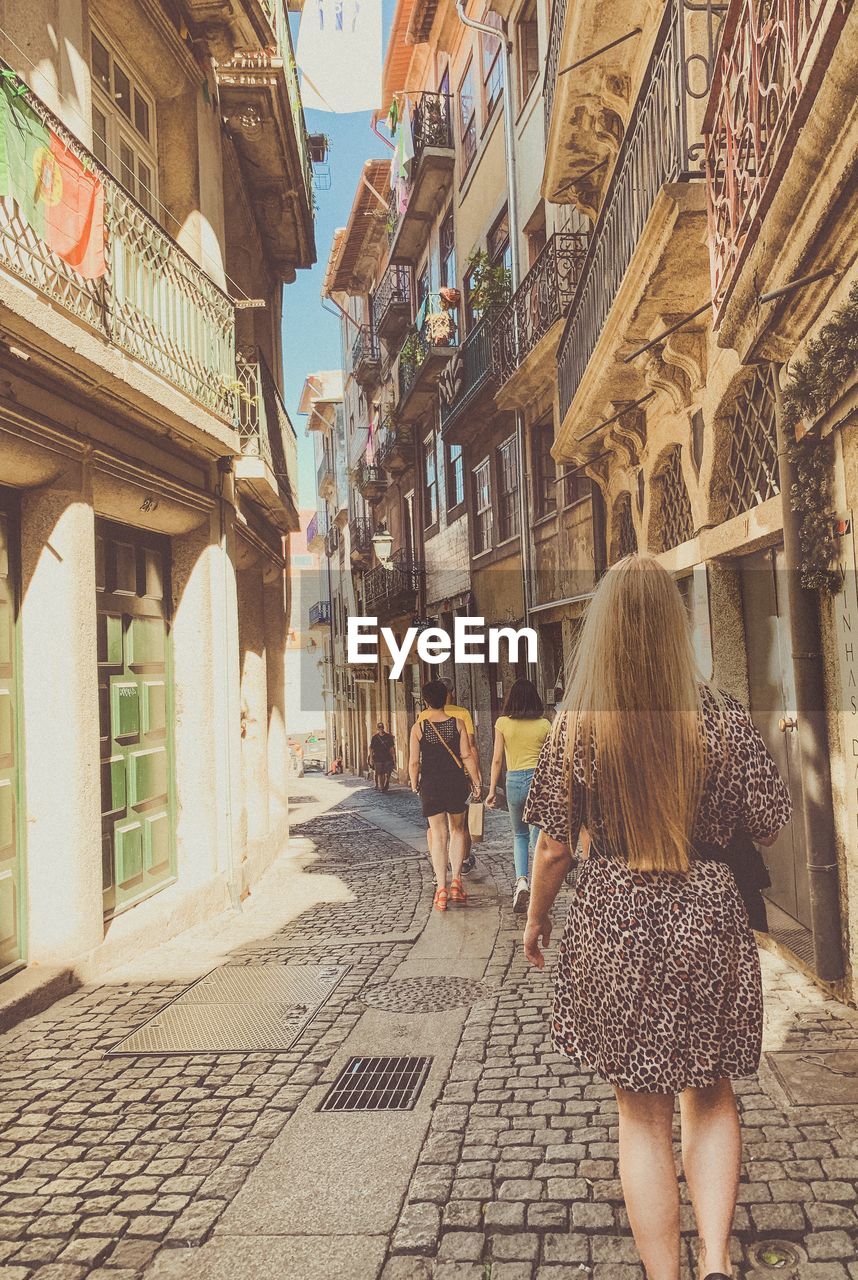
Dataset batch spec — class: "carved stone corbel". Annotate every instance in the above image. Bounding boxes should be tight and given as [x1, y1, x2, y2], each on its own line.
[633, 346, 690, 413]
[662, 323, 708, 397]
[582, 453, 611, 497]
[609, 403, 647, 467]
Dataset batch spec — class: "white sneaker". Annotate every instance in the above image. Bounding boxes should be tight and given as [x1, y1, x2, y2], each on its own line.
[513, 877, 530, 914]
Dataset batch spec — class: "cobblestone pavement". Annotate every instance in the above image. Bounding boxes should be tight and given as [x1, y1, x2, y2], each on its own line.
[0, 779, 856, 1280]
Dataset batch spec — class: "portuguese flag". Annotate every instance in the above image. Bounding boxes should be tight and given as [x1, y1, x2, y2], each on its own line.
[0, 76, 106, 279]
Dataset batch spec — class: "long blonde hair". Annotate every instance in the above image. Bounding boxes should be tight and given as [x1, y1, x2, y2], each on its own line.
[560, 555, 706, 873]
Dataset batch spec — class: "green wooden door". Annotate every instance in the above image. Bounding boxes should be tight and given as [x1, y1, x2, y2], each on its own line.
[97, 520, 176, 917]
[0, 496, 25, 976]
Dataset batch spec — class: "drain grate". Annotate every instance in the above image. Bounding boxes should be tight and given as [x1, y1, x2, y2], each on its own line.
[107, 963, 349, 1056]
[765, 1047, 858, 1105]
[318, 1055, 432, 1112]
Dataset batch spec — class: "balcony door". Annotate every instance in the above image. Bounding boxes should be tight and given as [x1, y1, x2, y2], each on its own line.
[740, 546, 810, 929]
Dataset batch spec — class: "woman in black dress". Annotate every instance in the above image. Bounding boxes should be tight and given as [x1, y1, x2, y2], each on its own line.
[409, 679, 481, 911]
[523, 555, 791, 1280]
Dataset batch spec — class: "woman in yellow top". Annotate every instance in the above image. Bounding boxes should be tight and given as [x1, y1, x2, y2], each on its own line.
[486, 678, 552, 914]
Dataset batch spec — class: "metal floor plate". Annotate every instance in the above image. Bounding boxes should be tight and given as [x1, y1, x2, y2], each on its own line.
[765, 1047, 858, 1105]
[107, 963, 349, 1056]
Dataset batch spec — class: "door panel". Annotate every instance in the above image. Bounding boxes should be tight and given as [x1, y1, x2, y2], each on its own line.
[97, 521, 176, 917]
[0, 502, 24, 976]
[740, 547, 810, 928]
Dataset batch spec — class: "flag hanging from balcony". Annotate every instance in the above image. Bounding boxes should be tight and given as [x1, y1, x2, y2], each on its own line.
[296, 0, 382, 114]
[0, 77, 106, 279]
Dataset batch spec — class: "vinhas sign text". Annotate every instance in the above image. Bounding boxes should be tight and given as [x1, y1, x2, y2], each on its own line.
[347, 616, 538, 680]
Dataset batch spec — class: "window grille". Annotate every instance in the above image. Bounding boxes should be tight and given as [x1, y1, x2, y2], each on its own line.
[723, 365, 780, 520]
[653, 447, 695, 551]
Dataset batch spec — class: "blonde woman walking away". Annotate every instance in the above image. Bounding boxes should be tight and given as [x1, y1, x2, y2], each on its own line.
[409, 680, 481, 912]
[522, 556, 791, 1280]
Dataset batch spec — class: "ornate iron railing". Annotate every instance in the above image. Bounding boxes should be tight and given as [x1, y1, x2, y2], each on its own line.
[372, 264, 412, 333]
[324, 523, 340, 557]
[349, 516, 374, 557]
[412, 91, 454, 159]
[397, 326, 432, 401]
[364, 548, 423, 615]
[351, 324, 380, 371]
[375, 419, 415, 471]
[0, 67, 235, 420]
[309, 600, 332, 628]
[439, 315, 495, 431]
[556, 0, 723, 422]
[317, 451, 335, 494]
[354, 457, 387, 496]
[306, 511, 320, 548]
[703, 0, 848, 324]
[494, 232, 589, 386]
[235, 347, 297, 503]
[543, 0, 570, 139]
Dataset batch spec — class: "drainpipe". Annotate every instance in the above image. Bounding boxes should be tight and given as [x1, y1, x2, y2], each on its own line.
[455, 1, 533, 633]
[773, 365, 843, 982]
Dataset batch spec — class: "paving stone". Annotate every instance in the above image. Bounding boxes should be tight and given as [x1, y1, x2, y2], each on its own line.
[484, 1202, 526, 1233]
[543, 1234, 589, 1264]
[436, 1232, 485, 1262]
[527, 1203, 568, 1230]
[391, 1202, 442, 1255]
[591, 1238, 641, 1264]
[804, 1234, 858, 1262]
[380, 1258, 432, 1280]
[443, 1201, 484, 1230]
[490, 1232, 540, 1262]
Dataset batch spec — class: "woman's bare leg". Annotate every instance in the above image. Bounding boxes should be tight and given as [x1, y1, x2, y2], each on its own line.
[427, 813, 449, 890]
[615, 1088, 680, 1280]
[679, 1079, 740, 1277]
[448, 811, 466, 882]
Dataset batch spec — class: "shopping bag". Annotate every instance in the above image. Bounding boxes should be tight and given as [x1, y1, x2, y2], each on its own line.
[468, 800, 485, 842]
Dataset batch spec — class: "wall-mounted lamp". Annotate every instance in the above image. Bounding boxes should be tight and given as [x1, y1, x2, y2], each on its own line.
[372, 525, 394, 570]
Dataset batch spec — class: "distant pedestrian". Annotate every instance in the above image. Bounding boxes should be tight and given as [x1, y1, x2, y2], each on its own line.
[522, 555, 791, 1280]
[409, 679, 481, 911]
[368, 722, 396, 791]
[485, 678, 551, 914]
[418, 678, 480, 873]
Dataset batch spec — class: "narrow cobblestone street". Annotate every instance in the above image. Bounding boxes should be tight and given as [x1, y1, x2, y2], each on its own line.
[1, 779, 857, 1280]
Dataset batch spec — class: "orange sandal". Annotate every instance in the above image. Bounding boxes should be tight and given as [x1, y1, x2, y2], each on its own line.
[449, 878, 467, 905]
[433, 887, 449, 912]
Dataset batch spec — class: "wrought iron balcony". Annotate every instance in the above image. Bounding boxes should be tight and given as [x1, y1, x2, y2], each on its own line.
[0, 67, 235, 421]
[704, 0, 849, 327]
[324, 523, 340, 557]
[494, 232, 588, 390]
[317, 451, 335, 498]
[235, 346, 298, 524]
[439, 315, 495, 437]
[557, 0, 719, 423]
[387, 93, 455, 262]
[349, 516, 374, 564]
[353, 457, 388, 504]
[351, 325, 381, 388]
[396, 325, 457, 423]
[373, 265, 412, 343]
[309, 600, 332, 629]
[306, 511, 320, 550]
[364, 549, 423, 619]
[375, 420, 415, 476]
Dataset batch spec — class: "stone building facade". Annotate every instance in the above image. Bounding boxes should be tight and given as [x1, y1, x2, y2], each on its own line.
[0, 0, 314, 991]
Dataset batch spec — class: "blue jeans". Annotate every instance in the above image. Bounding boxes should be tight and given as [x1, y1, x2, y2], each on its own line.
[505, 768, 539, 879]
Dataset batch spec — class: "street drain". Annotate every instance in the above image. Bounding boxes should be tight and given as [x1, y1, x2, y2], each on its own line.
[746, 1240, 804, 1271]
[359, 976, 497, 1013]
[107, 963, 349, 1056]
[318, 1055, 432, 1112]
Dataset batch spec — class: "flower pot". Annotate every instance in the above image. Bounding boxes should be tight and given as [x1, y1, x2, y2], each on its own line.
[439, 287, 460, 308]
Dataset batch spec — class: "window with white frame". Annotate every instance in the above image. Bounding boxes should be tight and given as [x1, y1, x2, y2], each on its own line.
[446, 442, 464, 510]
[481, 10, 504, 118]
[423, 430, 439, 528]
[91, 27, 158, 214]
[497, 435, 520, 541]
[473, 457, 493, 554]
[459, 60, 477, 173]
[516, 0, 540, 107]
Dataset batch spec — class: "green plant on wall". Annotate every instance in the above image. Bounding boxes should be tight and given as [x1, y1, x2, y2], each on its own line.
[398, 330, 425, 368]
[782, 281, 858, 592]
[466, 249, 511, 314]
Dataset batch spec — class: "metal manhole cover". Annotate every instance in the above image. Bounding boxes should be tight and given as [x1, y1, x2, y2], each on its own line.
[360, 977, 497, 1013]
[318, 1055, 432, 1111]
[765, 1048, 858, 1105]
[107, 964, 349, 1056]
[746, 1240, 804, 1271]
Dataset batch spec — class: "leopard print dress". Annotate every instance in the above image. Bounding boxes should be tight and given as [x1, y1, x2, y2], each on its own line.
[522, 688, 792, 1094]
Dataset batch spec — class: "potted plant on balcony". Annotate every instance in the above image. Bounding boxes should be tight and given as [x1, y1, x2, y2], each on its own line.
[466, 250, 512, 314]
[398, 330, 424, 368]
[424, 308, 456, 346]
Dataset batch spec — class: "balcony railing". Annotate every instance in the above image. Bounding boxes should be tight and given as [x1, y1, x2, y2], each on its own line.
[543, 0, 570, 140]
[349, 516, 374, 560]
[0, 67, 235, 421]
[557, 0, 720, 422]
[235, 346, 297, 504]
[364, 549, 423, 616]
[351, 324, 381, 381]
[704, 0, 849, 325]
[440, 315, 495, 432]
[324, 523, 340, 557]
[397, 327, 432, 402]
[375, 420, 415, 474]
[306, 512, 320, 549]
[317, 451, 335, 495]
[387, 93, 455, 256]
[412, 91, 454, 161]
[353, 457, 387, 501]
[494, 232, 589, 387]
[309, 600, 332, 628]
[373, 264, 412, 340]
